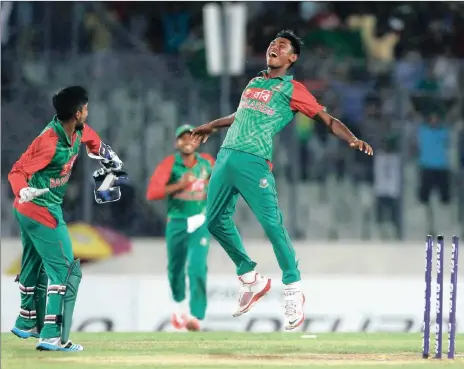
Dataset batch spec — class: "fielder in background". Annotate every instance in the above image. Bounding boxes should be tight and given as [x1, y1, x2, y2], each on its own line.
[192, 30, 374, 330]
[146, 124, 215, 331]
[8, 86, 124, 351]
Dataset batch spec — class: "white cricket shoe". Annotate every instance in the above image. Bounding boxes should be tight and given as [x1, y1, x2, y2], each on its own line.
[171, 312, 187, 330]
[36, 337, 83, 351]
[283, 286, 305, 330]
[171, 300, 189, 330]
[233, 272, 271, 317]
[185, 315, 201, 332]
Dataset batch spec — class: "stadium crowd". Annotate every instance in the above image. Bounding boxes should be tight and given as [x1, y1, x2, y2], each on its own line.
[1, 2, 463, 239]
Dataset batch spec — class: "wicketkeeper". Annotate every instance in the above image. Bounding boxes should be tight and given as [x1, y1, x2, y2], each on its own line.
[146, 124, 214, 331]
[8, 86, 125, 351]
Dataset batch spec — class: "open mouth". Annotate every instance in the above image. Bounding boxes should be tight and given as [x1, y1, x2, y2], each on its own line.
[268, 51, 278, 58]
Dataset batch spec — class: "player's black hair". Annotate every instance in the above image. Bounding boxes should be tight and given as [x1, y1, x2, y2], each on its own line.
[275, 29, 303, 57]
[52, 86, 88, 121]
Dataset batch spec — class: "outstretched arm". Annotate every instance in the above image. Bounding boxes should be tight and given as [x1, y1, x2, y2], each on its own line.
[191, 113, 236, 144]
[210, 112, 236, 129]
[290, 80, 373, 155]
[313, 110, 373, 155]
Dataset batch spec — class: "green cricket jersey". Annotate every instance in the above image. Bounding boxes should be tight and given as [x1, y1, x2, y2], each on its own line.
[221, 71, 324, 161]
[8, 117, 102, 208]
[147, 152, 215, 219]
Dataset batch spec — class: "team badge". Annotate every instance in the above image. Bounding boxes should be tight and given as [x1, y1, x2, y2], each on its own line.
[259, 178, 269, 189]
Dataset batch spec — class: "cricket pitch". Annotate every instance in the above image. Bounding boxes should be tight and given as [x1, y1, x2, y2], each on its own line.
[2, 332, 463, 369]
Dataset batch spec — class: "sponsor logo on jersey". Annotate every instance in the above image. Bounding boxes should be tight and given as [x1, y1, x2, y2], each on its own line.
[50, 173, 71, 188]
[243, 88, 273, 104]
[238, 100, 276, 117]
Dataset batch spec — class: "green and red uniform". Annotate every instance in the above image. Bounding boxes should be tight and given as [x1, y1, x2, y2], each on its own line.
[207, 71, 324, 285]
[8, 117, 102, 340]
[147, 152, 215, 320]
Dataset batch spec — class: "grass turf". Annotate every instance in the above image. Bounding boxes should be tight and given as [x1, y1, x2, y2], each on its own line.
[1, 332, 463, 369]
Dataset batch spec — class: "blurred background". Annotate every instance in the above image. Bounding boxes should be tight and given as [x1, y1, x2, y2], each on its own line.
[2, 1, 464, 241]
[1, 1, 464, 334]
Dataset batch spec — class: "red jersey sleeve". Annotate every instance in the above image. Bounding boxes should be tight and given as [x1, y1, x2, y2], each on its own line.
[289, 80, 324, 118]
[200, 153, 215, 167]
[8, 131, 58, 197]
[146, 155, 176, 200]
[81, 124, 102, 154]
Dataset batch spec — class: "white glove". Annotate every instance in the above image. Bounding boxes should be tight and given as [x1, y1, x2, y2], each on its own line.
[187, 214, 206, 234]
[19, 187, 49, 204]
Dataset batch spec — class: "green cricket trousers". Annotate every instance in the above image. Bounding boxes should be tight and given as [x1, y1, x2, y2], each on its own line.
[13, 207, 81, 342]
[205, 148, 301, 285]
[166, 219, 209, 320]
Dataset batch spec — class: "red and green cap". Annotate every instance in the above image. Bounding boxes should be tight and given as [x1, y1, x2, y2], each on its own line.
[175, 124, 195, 138]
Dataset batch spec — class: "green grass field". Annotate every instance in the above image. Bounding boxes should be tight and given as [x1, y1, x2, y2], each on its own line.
[1, 332, 463, 369]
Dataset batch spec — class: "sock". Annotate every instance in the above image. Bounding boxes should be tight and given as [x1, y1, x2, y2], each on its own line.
[239, 271, 257, 284]
[284, 281, 301, 290]
[39, 337, 60, 345]
[174, 299, 188, 316]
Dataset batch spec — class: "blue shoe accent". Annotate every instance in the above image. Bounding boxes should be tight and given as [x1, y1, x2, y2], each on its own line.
[36, 342, 60, 351]
[36, 342, 83, 352]
[11, 327, 39, 339]
[60, 343, 83, 352]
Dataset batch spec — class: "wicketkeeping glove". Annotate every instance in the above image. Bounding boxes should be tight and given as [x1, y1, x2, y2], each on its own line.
[88, 142, 123, 172]
[93, 167, 129, 204]
[18, 187, 49, 203]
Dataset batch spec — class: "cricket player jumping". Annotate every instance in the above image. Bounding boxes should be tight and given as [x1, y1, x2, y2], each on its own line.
[8, 86, 124, 351]
[147, 124, 215, 331]
[192, 30, 374, 330]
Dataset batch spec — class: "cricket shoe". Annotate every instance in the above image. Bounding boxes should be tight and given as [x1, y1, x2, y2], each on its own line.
[233, 272, 271, 317]
[185, 316, 201, 332]
[171, 312, 188, 330]
[11, 326, 39, 339]
[283, 286, 305, 330]
[36, 337, 83, 351]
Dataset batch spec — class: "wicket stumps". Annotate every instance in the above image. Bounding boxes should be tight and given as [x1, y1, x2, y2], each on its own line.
[422, 235, 460, 360]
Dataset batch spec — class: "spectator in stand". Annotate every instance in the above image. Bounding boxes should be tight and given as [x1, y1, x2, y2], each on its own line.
[451, 13, 464, 58]
[433, 48, 459, 97]
[415, 66, 440, 95]
[179, 25, 204, 55]
[416, 111, 451, 233]
[347, 13, 401, 72]
[303, 3, 341, 29]
[420, 20, 449, 58]
[84, 10, 113, 78]
[330, 64, 375, 128]
[299, 2, 325, 23]
[161, 3, 191, 54]
[374, 132, 402, 240]
[393, 50, 425, 92]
